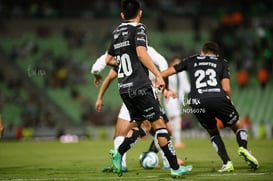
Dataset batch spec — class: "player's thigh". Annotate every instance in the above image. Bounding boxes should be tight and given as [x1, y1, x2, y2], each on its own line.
[215, 97, 239, 127]
[151, 117, 166, 131]
[122, 88, 162, 122]
[166, 121, 172, 136]
[194, 112, 217, 130]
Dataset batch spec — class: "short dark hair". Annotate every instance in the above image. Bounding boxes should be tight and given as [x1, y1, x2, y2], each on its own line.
[202, 42, 220, 55]
[121, 0, 140, 20]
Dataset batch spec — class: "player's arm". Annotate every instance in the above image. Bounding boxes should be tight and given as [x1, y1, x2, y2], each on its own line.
[91, 53, 107, 87]
[161, 66, 177, 79]
[160, 66, 178, 100]
[221, 78, 231, 97]
[105, 41, 117, 67]
[147, 46, 168, 71]
[95, 69, 117, 112]
[137, 46, 165, 89]
[91, 53, 107, 75]
[222, 59, 231, 97]
[105, 54, 117, 66]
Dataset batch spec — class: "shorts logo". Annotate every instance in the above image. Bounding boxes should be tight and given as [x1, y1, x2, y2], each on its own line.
[128, 87, 146, 98]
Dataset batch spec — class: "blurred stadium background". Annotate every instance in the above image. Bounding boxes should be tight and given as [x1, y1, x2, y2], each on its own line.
[0, 0, 272, 140]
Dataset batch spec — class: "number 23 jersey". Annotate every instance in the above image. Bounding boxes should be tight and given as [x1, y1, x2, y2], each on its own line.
[174, 55, 230, 99]
[108, 22, 151, 94]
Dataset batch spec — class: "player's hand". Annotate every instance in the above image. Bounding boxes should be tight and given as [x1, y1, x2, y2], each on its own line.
[155, 76, 165, 91]
[94, 74, 102, 87]
[163, 89, 177, 102]
[95, 99, 103, 112]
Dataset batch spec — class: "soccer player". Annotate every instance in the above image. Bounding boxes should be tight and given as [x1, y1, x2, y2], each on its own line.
[102, 0, 192, 178]
[161, 42, 259, 172]
[163, 56, 190, 148]
[92, 46, 175, 171]
[0, 116, 4, 138]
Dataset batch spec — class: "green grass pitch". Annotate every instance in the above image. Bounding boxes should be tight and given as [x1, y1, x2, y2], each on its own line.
[0, 137, 273, 181]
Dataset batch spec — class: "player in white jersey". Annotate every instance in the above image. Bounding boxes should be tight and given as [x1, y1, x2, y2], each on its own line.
[92, 46, 178, 171]
[163, 56, 190, 148]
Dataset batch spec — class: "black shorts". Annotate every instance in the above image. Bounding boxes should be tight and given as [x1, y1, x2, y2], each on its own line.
[190, 96, 239, 129]
[120, 87, 162, 122]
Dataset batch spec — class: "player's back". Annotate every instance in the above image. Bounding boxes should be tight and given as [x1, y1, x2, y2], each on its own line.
[178, 55, 230, 99]
[108, 22, 151, 94]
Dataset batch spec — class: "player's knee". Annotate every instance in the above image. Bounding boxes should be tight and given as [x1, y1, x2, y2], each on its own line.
[206, 127, 219, 137]
[155, 128, 170, 146]
[127, 127, 146, 142]
[141, 120, 151, 132]
[166, 123, 172, 136]
[115, 118, 132, 136]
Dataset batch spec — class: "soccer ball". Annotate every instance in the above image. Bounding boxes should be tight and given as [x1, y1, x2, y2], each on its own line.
[139, 152, 159, 169]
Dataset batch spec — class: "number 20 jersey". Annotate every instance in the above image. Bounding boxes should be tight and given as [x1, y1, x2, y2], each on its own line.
[174, 55, 230, 99]
[108, 22, 151, 94]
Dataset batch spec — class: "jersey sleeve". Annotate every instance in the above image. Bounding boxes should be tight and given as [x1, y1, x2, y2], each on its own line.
[107, 30, 116, 56]
[147, 46, 168, 71]
[91, 52, 107, 74]
[173, 58, 188, 72]
[222, 59, 230, 79]
[135, 24, 147, 48]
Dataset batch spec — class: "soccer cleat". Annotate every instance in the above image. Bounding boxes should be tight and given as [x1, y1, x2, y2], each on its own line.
[109, 149, 123, 177]
[101, 166, 113, 173]
[101, 166, 128, 173]
[238, 147, 259, 169]
[170, 165, 192, 178]
[218, 161, 234, 173]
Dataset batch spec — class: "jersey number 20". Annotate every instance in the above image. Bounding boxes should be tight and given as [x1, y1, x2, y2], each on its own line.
[117, 53, 133, 78]
[194, 69, 217, 89]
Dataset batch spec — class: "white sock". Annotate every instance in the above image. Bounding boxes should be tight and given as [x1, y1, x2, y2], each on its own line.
[171, 116, 181, 144]
[114, 136, 126, 168]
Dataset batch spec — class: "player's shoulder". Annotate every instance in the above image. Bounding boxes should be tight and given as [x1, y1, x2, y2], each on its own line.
[217, 56, 229, 64]
[136, 22, 146, 28]
[182, 54, 199, 62]
[222, 57, 229, 63]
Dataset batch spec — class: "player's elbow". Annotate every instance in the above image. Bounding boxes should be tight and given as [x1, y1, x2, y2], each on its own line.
[223, 86, 231, 96]
[221, 78, 231, 96]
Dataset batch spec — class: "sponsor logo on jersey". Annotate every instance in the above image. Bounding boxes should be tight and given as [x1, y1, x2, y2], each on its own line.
[118, 82, 133, 89]
[114, 41, 130, 49]
[197, 88, 220, 94]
